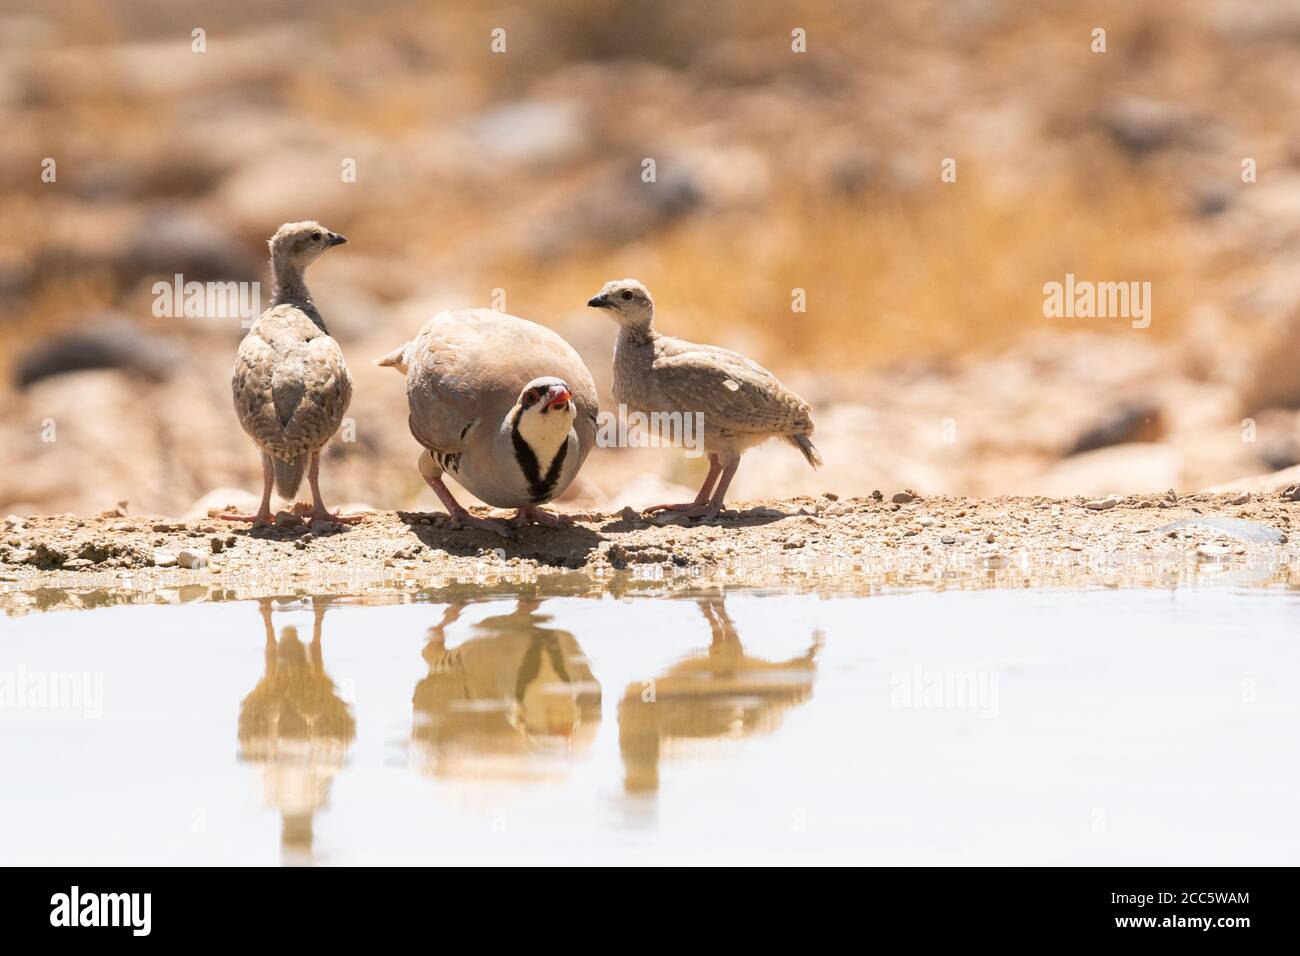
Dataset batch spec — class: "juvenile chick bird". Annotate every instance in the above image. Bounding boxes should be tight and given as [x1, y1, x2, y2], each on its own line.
[224, 221, 354, 527]
[588, 279, 821, 520]
[378, 309, 598, 536]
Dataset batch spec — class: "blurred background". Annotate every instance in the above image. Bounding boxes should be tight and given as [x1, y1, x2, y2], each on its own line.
[3, 0, 1300, 517]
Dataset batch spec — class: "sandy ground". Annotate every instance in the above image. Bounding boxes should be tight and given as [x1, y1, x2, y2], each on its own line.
[3, 490, 1298, 614]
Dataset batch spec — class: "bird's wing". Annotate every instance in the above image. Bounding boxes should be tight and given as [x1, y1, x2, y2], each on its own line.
[651, 339, 813, 435]
[405, 309, 599, 454]
[232, 306, 352, 457]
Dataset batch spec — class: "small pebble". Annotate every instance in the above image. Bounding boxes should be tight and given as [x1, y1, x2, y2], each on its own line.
[177, 549, 208, 569]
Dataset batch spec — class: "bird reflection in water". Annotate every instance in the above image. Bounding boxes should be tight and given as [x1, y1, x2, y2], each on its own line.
[411, 599, 601, 781]
[237, 598, 355, 865]
[620, 596, 822, 794]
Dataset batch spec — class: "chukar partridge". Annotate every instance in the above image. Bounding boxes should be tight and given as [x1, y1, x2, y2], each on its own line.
[588, 278, 820, 520]
[224, 221, 355, 527]
[378, 309, 598, 536]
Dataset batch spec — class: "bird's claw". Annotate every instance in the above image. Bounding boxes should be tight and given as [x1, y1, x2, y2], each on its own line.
[643, 502, 711, 517]
[447, 509, 515, 538]
[309, 509, 362, 525]
[217, 511, 273, 527]
[514, 507, 574, 528]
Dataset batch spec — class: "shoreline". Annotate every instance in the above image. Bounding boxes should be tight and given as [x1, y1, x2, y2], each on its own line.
[2, 492, 1297, 613]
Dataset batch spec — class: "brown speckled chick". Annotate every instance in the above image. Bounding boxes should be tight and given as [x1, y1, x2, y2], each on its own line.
[223, 221, 355, 527]
[588, 279, 821, 520]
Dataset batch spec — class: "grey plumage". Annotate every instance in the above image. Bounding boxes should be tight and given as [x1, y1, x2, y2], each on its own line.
[379, 308, 598, 534]
[589, 278, 820, 520]
[224, 221, 354, 526]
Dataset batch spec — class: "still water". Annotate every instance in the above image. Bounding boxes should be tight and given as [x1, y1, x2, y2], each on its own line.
[1, 587, 1297, 865]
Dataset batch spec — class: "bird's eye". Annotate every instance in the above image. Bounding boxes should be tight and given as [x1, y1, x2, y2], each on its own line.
[621, 290, 633, 301]
[311, 232, 321, 241]
[523, 389, 539, 406]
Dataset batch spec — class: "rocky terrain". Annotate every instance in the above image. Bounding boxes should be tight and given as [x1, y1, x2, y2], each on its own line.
[3, 489, 1298, 614]
[5, 1, 1300, 524]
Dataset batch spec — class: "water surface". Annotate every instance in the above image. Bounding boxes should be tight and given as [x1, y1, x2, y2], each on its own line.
[1, 587, 1296, 865]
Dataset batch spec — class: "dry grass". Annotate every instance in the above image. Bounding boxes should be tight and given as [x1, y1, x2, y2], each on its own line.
[507, 169, 1191, 371]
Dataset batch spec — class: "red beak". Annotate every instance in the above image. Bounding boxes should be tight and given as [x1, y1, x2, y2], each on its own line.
[546, 386, 572, 409]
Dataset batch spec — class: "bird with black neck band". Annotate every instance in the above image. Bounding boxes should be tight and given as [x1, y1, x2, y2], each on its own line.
[379, 308, 598, 537]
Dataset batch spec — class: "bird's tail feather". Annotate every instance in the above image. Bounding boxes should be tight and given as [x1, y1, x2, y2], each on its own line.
[375, 342, 409, 374]
[789, 433, 823, 469]
[273, 453, 308, 498]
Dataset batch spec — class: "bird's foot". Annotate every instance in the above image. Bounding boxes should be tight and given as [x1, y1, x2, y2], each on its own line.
[513, 506, 574, 529]
[446, 508, 514, 538]
[643, 501, 711, 517]
[217, 510, 273, 527]
[308, 507, 362, 526]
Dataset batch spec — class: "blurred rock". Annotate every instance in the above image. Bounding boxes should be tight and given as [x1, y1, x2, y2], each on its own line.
[216, 150, 352, 233]
[1028, 444, 1182, 498]
[461, 99, 586, 164]
[13, 316, 182, 389]
[186, 488, 259, 520]
[1258, 433, 1300, 472]
[1237, 305, 1300, 411]
[1066, 399, 1163, 455]
[521, 160, 701, 260]
[119, 207, 260, 283]
[1098, 98, 1196, 157]
[1205, 464, 1300, 496]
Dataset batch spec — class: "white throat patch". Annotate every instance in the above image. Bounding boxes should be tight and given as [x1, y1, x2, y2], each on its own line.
[516, 402, 574, 472]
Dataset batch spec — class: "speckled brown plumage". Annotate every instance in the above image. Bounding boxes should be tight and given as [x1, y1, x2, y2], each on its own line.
[233, 305, 352, 471]
[614, 330, 816, 443]
[589, 278, 820, 520]
[223, 221, 354, 527]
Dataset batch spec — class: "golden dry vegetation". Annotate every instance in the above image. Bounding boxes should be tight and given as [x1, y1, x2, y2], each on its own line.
[2, 0, 1300, 516]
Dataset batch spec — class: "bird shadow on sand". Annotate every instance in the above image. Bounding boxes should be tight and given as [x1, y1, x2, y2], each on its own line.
[598, 505, 794, 534]
[397, 511, 605, 568]
[223, 520, 361, 542]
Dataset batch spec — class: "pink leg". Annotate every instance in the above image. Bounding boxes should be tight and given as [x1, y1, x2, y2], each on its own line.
[219, 453, 274, 526]
[700, 458, 740, 520]
[308, 451, 361, 524]
[643, 454, 723, 517]
[424, 472, 513, 538]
